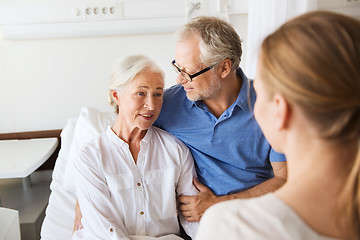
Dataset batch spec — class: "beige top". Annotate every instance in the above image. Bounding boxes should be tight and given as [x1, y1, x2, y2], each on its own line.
[195, 193, 338, 240]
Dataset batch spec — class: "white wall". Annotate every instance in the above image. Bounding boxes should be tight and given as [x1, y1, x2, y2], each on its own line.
[1, 0, 357, 133]
[0, 1, 248, 133]
[0, 33, 178, 132]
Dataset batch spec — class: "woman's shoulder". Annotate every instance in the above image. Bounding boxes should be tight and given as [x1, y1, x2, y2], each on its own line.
[149, 126, 191, 162]
[197, 194, 337, 240]
[204, 193, 278, 219]
[196, 194, 276, 239]
[77, 130, 113, 167]
[151, 126, 186, 146]
[80, 130, 108, 153]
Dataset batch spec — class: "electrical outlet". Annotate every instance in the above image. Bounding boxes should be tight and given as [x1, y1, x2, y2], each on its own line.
[185, 0, 208, 17]
[83, 0, 122, 20]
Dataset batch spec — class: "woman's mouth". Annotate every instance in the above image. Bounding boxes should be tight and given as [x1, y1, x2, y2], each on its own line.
[140, 113, 153, 119]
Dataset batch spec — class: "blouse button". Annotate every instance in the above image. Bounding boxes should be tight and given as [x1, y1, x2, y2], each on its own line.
[109, 227, 114, 232]
[137, 182, 141, 186]
[140, 211, 144, 215]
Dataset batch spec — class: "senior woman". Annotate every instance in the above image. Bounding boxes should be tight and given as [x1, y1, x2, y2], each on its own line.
[196, 11, 360, 240]
[71, 55, 198, 240]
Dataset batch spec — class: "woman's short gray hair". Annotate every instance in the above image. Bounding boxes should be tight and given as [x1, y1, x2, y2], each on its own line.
[108, 55, 164, 112]
[176, 16, 242, 70]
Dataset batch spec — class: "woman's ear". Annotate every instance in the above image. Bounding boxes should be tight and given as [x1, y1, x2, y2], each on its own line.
[218, 59, 232, 78]
[274, 94, 291, 131]
[111, 90, 119, 103]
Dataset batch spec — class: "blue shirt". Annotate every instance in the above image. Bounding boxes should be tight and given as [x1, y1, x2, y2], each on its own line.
[155, 68, 286, 196]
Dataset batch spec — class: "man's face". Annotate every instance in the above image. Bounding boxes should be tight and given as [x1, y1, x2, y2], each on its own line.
[174, 35, 221, 101]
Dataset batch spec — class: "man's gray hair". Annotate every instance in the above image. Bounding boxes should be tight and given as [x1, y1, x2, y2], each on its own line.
[176, 16, 242, 70]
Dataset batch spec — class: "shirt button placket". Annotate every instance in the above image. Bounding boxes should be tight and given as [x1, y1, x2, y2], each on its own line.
[135, 176, 146, 234]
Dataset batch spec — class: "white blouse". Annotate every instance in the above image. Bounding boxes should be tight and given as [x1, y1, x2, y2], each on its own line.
[195, 193, 339, 240]
[72, 126, 198, 240]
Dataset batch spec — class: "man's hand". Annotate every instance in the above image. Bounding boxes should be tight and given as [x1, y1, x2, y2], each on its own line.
[73, 200, 83, 233]
[178, 178, 218, 222]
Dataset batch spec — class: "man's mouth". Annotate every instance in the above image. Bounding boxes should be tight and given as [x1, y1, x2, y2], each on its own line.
[183, 87, 193, 92]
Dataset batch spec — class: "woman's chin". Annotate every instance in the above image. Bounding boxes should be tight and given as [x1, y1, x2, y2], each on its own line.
[137, 122, 155, 131]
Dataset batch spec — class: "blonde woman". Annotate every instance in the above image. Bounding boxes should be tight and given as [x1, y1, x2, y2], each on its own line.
[196, 11, 360, 240]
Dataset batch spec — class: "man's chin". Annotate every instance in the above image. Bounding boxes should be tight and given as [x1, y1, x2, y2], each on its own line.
[186, 94, 198, 102]
[186, 93, 200, 102]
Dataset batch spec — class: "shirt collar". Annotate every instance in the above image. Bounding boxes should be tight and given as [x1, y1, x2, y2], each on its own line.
[235, 67, 250, 112]
[106, 125, 153, 146]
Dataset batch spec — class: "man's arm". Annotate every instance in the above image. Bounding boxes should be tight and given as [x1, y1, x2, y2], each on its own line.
[220, 161, 287, 199]
[178, 161, 287, 222]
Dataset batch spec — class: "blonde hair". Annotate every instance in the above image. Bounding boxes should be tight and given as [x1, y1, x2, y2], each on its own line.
[108, 55, 164, 113]
[176, 16, 242, 70]
[260, 11, 360, 239]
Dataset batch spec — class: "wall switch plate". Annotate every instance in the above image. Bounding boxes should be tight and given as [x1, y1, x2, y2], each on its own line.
[185, 0, 208, 18]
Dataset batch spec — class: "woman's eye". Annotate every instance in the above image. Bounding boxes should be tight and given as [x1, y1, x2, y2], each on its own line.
[137, 92, 145, 96]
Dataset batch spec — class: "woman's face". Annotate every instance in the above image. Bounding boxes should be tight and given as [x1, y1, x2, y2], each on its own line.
[117, 69, 164, 131]
[253, 58, 282, 152]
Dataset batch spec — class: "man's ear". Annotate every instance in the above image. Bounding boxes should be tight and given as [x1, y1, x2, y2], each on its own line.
[218, 59, 232, 78]
[274, 94, 291, 131]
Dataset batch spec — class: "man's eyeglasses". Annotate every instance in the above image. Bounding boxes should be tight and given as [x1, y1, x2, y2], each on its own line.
[171, 60, 215, 82]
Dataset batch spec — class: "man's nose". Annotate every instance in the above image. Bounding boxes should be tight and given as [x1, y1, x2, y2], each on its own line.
[175, 73, 188, 84]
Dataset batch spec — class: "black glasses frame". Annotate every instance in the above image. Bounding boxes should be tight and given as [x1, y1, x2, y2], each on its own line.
[171, 60, 215, 82]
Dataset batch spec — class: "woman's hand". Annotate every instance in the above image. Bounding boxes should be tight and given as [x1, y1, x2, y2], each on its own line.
[73, 199, 83, 233]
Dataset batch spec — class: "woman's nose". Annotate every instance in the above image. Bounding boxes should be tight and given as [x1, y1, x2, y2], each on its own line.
[145, 96, 156, 110]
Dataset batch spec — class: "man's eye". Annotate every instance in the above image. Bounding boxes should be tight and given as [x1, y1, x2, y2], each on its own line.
[137, 92, 145, 96]
[154, 93, 163, 97]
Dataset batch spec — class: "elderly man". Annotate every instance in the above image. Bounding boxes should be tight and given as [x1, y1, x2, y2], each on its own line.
[154, 16, 287, 223]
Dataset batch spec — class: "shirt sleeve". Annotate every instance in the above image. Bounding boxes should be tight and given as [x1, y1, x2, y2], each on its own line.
[72, 146, 130, 240]
[269, 148, 286, 162]
[175, 146, 199, 239]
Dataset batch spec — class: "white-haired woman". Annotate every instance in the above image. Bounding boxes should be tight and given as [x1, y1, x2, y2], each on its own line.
[72, 55, 198, 240]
